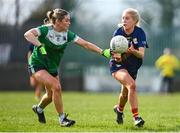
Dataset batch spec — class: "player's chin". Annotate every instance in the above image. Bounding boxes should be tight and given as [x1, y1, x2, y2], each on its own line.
[64, 27, 69, 31]
[115, 58, 122, 62]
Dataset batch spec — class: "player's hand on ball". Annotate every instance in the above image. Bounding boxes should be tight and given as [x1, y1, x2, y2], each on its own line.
[38, 45, 47, 55]
[127, 43, 136, 53]
[102, 49, 111, 59]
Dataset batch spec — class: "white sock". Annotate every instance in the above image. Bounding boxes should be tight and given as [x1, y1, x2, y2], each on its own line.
[59, 113, 65, 122]
[37, 106, 43, 113]
[117, 107, 123, 113]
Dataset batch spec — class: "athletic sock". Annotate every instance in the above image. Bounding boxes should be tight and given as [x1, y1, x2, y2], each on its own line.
[59, 113, 65, 122]
[118, 105, 124, 113]
[131, 108, 139, 119]
[37, 105, 43, 113]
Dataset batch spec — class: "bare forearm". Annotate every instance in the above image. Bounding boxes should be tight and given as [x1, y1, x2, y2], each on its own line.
[76, 38, 103, 55]
[85, 42, 103, 55]
[128, 46, 145, 59]
[131, 50, 144, 58]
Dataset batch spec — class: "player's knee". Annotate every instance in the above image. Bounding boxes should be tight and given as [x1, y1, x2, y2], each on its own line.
[52, 82, 62, 92]
[30, 79, 36, 87]
[128, 82, 136, 91]
[46, 91, 52, 99]
[36, 82, 43, 88]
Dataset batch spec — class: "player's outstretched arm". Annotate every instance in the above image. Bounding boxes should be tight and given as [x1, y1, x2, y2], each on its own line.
[75, 38, 110, 58]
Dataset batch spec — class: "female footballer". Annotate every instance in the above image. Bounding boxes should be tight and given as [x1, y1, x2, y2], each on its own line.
[111, 8, 148, 127]
[24, 8, 110, 127]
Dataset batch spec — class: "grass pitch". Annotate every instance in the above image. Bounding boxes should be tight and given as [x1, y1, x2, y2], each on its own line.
[0, 91, 180, 132]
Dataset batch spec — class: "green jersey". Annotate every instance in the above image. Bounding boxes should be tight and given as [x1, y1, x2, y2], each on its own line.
[29, 25, 78, 74]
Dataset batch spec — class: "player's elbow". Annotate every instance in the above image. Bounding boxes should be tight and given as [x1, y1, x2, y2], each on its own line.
[136, 52, 144, 58]
[24, 29, 36, 40]
[24, 32, 27, 38]
[24, 31, 30, 40]
[137, 50, 145, 58]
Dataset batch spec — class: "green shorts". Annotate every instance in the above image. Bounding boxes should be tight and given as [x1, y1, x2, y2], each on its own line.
[28, 65, 58, 77]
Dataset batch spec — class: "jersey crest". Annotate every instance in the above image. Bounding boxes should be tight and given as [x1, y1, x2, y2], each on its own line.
[47, 30, 67, 45]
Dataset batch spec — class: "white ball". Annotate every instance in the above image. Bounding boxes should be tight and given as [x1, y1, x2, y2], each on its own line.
[110, 35, 129, 54]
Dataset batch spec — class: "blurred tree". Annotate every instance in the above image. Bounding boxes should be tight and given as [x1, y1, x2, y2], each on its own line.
[156, 0, 180, 30]
[154, 0, 180, 50]
[59, 0, 80, 11]
[15, 0, 20, 28]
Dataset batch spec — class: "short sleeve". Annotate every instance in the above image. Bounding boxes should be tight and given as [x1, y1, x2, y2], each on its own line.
[138, 29, 148, 48]
[67, 30, 79, 43]
[34, 25, 48, 37]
